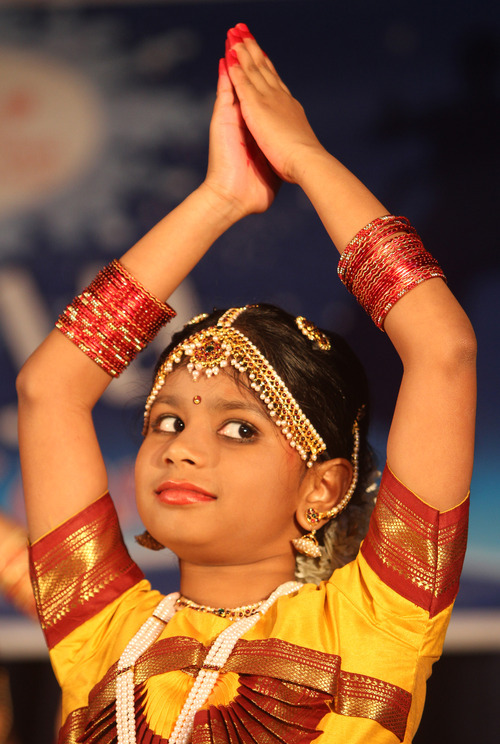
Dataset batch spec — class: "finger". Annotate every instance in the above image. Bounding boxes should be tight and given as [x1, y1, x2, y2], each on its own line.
[218, 57, 247, 126]
[216, 57, 234, 99]
[226, 27, 270, 91]
[228, 24, 290, 94]
[226, 42, 270, 98]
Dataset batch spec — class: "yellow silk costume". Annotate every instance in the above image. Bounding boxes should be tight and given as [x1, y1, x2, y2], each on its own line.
[29, 466, 468, 743]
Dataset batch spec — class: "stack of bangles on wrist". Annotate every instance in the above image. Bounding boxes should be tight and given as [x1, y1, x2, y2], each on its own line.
[338, 215, 446, 329]
[56, 260, 175, 377]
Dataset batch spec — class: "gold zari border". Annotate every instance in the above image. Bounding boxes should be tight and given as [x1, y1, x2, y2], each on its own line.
[361, 466, 468, 616]
[29, 494, 143, 647]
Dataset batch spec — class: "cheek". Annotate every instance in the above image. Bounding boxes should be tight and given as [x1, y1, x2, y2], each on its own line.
[134, 442, 153, 494]
[279, 445, 306, 484]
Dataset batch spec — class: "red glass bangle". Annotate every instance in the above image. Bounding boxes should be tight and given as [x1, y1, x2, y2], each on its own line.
[56, 260, 176, 376]
[338, 216, 446, 329]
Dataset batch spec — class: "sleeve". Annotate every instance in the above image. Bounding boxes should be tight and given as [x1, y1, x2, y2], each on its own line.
[28, 492, 145, 649]
[360, 464, 469, 617]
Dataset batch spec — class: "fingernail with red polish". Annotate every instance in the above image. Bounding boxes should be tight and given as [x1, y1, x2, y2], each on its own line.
[235, 23, 254, 40]
[227, 28, 243, 47]
[218, 58, 227, 76]
[226, 49, 239, 67]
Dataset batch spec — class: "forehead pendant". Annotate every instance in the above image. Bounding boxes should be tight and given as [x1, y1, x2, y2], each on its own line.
[143, 307, 327, 467]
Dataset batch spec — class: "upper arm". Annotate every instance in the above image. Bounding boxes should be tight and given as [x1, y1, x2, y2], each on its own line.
[384, 279, 476, 511]
[17, 329, 111, 541]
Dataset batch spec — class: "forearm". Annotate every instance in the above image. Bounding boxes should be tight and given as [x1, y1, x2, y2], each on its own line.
[119, 182, 245, 299]
[290, 146, 388, 251]
[293, 147, 475, 358]
[18, 183, 242, 404]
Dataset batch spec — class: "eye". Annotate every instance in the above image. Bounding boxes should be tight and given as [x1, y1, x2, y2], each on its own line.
[152, 414, 185, 434]
[218, 421, 258, 441]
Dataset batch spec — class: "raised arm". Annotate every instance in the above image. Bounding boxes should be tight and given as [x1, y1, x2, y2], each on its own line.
[226, 25, 476, 511]
[17, 57, 279, 542]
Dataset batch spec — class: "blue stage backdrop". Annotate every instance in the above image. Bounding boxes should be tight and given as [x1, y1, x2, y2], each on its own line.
[0, 0, 499, 653]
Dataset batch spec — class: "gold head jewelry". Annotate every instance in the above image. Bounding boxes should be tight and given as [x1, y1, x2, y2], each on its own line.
[292, 411, 362, 558]
[295, 316, 331, 351]
[186, 312, 209, 325]
[143, 306, 327, 467]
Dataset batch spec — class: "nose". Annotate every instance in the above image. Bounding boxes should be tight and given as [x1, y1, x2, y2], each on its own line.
[161, 424, 210, 467]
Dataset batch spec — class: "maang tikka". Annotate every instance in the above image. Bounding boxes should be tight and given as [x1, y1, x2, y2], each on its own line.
[292, 412, 362, 558]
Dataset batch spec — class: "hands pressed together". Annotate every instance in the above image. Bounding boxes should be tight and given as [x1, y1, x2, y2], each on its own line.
[204, 23, 325, 219]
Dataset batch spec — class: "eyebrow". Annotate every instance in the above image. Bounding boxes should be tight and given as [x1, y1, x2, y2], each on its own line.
[151, 393, 269, 420]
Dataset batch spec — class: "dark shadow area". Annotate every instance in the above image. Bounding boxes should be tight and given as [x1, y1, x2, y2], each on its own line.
[3, 661, 60, 744]
[414, 652, 500, 742]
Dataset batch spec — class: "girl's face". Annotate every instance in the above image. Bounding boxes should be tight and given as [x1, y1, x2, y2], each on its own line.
[135, 367, 309, 565]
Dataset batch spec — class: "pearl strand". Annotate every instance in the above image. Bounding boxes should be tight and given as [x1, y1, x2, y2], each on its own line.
[115, 582, 301, 744]
[168, 581, 300, 744]
[116, 592, 179, 744]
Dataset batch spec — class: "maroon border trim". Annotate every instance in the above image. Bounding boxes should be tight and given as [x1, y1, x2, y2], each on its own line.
[29, 493, 144, 648]
[361, 466, 469, 616]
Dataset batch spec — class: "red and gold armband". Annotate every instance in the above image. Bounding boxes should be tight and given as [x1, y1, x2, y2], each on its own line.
[338, 215, 446, 329]
[56, 260, 175, 376]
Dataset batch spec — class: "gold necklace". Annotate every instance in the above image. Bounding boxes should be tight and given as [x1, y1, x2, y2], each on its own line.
[175, 595, 264, 621]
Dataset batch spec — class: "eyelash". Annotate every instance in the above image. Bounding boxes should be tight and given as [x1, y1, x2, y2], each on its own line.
[218, 420, 258, 442]
[150, 414, 184, 434]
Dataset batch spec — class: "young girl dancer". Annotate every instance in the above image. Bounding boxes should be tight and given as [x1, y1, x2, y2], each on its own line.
[17, 24, 476, 744]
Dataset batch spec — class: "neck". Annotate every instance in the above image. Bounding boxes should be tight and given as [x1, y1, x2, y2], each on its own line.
[178, 555, 297, 608]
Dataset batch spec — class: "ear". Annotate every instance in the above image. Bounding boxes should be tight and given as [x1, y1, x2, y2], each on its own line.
[295, 458, 353, 532]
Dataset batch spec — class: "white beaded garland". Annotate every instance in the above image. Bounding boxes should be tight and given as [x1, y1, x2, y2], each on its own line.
[115, 582, 300, 744]
[116, 592, 179, 744]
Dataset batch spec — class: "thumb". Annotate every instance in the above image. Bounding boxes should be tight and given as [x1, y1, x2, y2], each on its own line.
[216, 57, 235, 101]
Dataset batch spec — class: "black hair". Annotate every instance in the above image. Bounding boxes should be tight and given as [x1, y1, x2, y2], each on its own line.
[152, 304, 375, 509]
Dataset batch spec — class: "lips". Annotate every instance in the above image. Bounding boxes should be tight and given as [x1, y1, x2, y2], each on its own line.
[154, 481, 216, 505]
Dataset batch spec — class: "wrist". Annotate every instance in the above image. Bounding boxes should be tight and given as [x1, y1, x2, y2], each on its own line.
[286, 142, 330, 186]
[197, 180, 249, 227]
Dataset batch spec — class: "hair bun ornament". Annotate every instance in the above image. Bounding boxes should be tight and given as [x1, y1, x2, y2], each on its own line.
[295, 316, 331, 351]
[186, 312, 209, 326]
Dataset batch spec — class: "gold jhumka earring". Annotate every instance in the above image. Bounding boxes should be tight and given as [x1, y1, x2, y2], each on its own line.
[135, 530, 165, 551]
[292, 413, 361, 558]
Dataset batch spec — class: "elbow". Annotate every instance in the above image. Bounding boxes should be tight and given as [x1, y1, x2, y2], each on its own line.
[437, 320, 477, 379]
[16, 350, 56, 405]
[451, 320, 477, 367]
[405, 316, 477, 378]
[16, 356, 41, 405]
